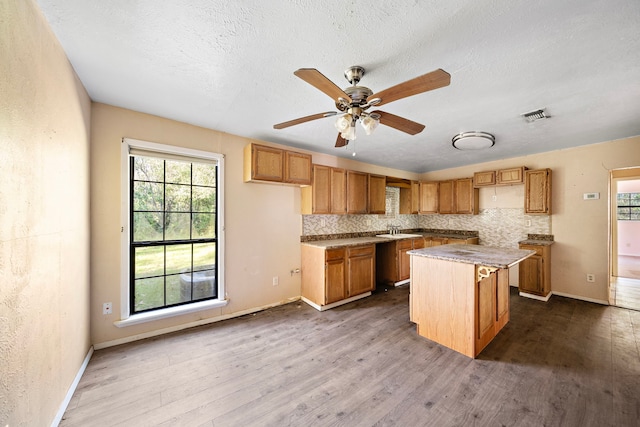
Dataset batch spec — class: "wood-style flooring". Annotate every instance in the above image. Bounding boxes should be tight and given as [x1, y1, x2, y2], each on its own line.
[61, 286, 640, 427]
[613, 255, 640, 311]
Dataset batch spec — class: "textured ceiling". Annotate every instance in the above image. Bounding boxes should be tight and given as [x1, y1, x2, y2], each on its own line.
[36, 0, 640, 173]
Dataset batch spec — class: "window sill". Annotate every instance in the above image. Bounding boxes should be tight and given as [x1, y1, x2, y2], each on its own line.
[114, 299, 228, 328]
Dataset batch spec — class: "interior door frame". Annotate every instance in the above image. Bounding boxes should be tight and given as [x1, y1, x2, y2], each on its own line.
[609, 167, 640, 304]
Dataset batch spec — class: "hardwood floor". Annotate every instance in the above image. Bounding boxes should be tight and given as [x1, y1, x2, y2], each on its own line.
[618, 255, 640, 280]
[61, 286, 640, 427]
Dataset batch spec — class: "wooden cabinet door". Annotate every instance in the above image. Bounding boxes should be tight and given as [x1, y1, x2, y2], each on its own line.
[347, 171, 368, 214]
[311, 165, 331, 214]
[284, 151, 311, 185]
[411, 181, 420, 213]
[438, 180, 455, 214]
[474, 171, 496, 187]
[397, 239, 413, 281]
[525, 169, 552, 214]
[330, 168, 347, 214]
[455, 178, 478, 214]
[325, 249, 346, 304]
[475, 269, 497, 356]
[368, 174, 386, 214]
[519, 255, 543, 294]
[495, 268, 510, 332]
[250, 144, 283, 182]
[347, 245, 375, 296]
[496, 167, 525, 185]
[419, 181, 439, 214]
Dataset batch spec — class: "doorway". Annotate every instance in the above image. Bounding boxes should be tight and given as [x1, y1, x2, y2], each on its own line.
[610, 168, 640, 311]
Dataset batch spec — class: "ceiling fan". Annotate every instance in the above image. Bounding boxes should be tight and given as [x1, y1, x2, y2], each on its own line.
[273, 66, 451, 148]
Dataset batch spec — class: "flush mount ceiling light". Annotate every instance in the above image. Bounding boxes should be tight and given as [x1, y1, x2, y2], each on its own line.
[451, 131, 495, 150]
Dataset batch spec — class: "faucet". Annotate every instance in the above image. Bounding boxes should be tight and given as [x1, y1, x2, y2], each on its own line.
[388, 224, 400, 235]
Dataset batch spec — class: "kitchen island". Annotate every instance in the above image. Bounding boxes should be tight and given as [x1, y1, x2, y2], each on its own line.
[408, 244, 535, 358]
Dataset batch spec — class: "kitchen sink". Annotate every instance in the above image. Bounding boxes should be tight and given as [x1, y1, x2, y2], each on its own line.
[376, 233, 423, 239]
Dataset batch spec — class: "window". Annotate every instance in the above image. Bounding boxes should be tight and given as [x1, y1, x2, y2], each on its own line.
[617, 193, 640, 221]
[120, 138, 226, 324]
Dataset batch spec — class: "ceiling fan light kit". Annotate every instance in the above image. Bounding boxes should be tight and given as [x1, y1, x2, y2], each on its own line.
[274, 65, 451, 148]
[452, 131, 495, 150]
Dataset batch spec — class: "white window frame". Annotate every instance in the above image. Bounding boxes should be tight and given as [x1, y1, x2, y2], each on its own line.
[116, 138, 227, 327]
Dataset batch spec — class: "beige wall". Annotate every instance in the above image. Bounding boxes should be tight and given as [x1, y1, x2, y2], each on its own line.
[0, 1, 92, 425]
[419, 136, 640, 303]
[90, 103, 415, 346]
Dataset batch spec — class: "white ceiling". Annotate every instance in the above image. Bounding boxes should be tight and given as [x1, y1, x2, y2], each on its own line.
[36, 0, 640, 173]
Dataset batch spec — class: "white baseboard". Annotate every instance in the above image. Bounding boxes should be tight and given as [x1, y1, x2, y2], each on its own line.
[519, 291, 552, 302]
[301, 292, 371, 311]
[511, 283, 609, 305]
[551, 291, 609, 305]
[52, 346, 94, 427]
[94, 296, 301, 350]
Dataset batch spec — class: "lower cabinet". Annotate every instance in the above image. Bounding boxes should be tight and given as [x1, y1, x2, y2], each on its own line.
[378, 236, 479, 286]
[301, 244, 375, 310]
[424, 236, 479, 247]
[476, 267, 510, 355]
[377, 237, 425, 286]
[518, 243, 551, 298]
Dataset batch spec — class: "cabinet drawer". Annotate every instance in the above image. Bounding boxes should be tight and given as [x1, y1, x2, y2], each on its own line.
[348, 245, 374, 258]
[520, 245, 544, 256]
[326, 248, 346, 261]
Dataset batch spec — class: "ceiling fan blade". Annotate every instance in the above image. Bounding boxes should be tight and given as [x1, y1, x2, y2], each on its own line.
[371, 110, 425, 135]
[294, 68, 352, 102]
[367, 69, 451, 106]
[335, 133, 348, 147]
[274, 111, 337, 129]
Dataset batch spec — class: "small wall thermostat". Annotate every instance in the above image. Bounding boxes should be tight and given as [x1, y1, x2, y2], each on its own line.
[583, 192, 600, 200]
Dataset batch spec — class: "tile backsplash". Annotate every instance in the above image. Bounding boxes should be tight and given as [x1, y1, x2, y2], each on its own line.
[302, 187, 551, 248]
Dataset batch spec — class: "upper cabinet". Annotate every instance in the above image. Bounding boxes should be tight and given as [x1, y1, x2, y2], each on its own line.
[368, 174, 387, 214]
[474, 166, 527, 187]
[525, 169, 552, 214]
[301, 165, 346, 215]
[399, 180, 420, 214]
[438, 180, 455, 214]
[442, 179, 479, 214]
[496, 166, 526, 185]
[284, 151, 312, 185]
[347, 171, 368, 214]
[473, 171, 496, 187]
[419, 181, 439, 214]
[455, 178, 479, 214]
[244, 143, 311, 185]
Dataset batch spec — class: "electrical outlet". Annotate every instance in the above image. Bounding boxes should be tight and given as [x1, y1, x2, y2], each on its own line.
[525, 220, 531, 227]
[492, 195, 497, 201]
[586, 274, 595, 283]
[320, 218, 326, 227]
[103, 302, 113, 315]
[366, 219, 372, 226]
[272, 276, 279, 286]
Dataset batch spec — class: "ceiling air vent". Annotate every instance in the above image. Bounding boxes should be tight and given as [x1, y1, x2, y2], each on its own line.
[521, 109, 550, 123]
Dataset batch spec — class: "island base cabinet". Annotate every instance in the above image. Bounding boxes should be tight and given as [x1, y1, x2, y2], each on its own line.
[301, 244, 375, 311]
[410, 256, 510, 358]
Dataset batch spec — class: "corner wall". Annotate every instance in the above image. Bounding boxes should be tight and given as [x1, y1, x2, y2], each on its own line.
[419, 136, 640, 303]
[90, 104, 305, 345]
[0, 1, 92, 425]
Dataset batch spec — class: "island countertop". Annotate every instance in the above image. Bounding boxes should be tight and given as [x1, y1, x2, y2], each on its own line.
[408, 244, 535, 269]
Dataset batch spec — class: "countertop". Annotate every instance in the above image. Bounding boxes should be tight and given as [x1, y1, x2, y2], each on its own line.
[408, 244, 536, 269]
[301, 232, 479, 249]
[518, 239, 555, 246]
[301, 236, 389, 249]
